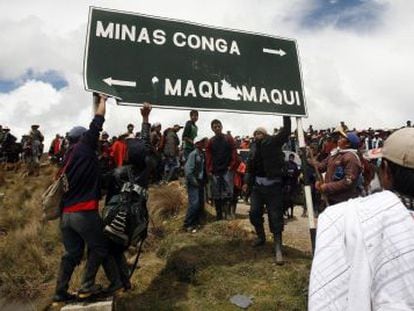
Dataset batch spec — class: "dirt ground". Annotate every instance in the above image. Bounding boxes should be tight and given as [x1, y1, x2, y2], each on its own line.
[236, 202, 313, 254]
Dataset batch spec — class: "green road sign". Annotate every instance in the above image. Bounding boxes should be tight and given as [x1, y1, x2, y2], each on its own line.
[84, 7, 307, 116]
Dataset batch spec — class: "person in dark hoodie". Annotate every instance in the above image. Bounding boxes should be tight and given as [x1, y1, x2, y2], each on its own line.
[104, 103, 153, 291]
[53, 94, 122, 304]
[243, 116, 291, 264]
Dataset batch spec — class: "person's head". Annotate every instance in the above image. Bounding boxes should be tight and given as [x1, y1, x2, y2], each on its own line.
[253, 127, 268, 141]
[190, 110, 199, 123]
[152, 122, 161, 132]
[211, 119, 222, 135]
[337, 131, 360, 150]
[127, 123, 134, 133]
[377, 128, 414, 196]
[289, 153, 295, 162]
[31, 124, 40, 130]
[195, 137, 208, 149]
[101, 131, 109, 140]
[407, 120, 412, 127]
[173, 124, 183, 132]
[55, 133, 60, 138]
[68, 126, 87, 144]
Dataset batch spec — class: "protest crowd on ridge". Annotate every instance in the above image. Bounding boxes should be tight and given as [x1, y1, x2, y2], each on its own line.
[1, 100, 413, 308]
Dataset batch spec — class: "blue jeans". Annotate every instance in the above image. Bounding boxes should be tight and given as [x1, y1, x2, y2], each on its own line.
[184, 182, 205, 228]
[164, 156, 179, 182]
[249, 182, 284, 234]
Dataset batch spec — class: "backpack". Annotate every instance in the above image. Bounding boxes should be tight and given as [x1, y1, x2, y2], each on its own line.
[102, 167, 149, 247]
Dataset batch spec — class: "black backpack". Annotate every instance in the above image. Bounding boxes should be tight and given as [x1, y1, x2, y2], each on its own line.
[102, 167, 149, 247]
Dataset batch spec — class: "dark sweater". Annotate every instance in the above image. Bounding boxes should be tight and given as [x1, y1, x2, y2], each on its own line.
[62, 115, 104, 210]
[206, 134, 236, 175]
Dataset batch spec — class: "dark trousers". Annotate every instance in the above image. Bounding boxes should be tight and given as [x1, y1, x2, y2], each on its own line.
[56, 210, 109, 294]
[249, 182, 284, 234]
[184, 182, 205, 228]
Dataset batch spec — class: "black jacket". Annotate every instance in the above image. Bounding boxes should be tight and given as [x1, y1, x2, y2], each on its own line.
[106, 122, 152, 203]
[245, 117, 291, 185]
[62, 115, 104, 208]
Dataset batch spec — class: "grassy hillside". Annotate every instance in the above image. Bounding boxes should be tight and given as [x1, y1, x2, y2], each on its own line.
[0, 165, 311, 310]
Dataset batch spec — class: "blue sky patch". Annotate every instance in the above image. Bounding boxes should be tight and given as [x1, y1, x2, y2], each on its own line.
[301, 0, 385, 30]
[0, 69, 68, 93]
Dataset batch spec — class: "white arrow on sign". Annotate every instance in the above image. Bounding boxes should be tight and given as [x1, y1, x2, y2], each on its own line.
[103, 77, 136, 87]
[262, 48, 286, 56]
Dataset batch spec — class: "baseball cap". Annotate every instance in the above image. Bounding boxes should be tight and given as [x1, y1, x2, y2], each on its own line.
[381, 128, 414, 169]
[174, 124, 184, 129]
[68, 126, 87, 140]
[345, 132, 360, 149]
[337, 130, 360, 149]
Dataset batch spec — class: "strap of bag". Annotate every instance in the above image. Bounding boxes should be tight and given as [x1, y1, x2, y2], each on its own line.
[129, 237, 146, 279]
[55, 144, 77, 179]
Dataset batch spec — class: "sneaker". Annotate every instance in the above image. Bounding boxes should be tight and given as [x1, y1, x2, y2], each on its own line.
[52, 292, 76, 303]
[251, 238, 266, 247]
[78, 284, 102, 299]
[184, 226, 197, 233]
[102, 282, 124, 296]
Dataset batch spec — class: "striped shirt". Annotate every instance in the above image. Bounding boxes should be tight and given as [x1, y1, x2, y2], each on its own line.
[309, 191, 414, 310]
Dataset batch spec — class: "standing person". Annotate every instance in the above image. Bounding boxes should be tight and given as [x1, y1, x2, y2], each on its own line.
[163, 124, 183, 182]
[182, 110, 199, 161]
[0, 125, 5, 147]
[30, 124, 44, 159]
[110, 134, 128, 168]
[283, 153, 300, 219]
[206, 119, 237, 220]
[104, 103, 153, 291]
[150, 122, 163, 183]
[125, 123, 135, 139]
[310, 131, 362, 205]
[183, 137, 208, 232]
[309, 127, 414, 310]
[29, 124, 44, 175]
[49, 134, 63, 163]
[242, 116, 291, 264]
[53, 94, 122, 303]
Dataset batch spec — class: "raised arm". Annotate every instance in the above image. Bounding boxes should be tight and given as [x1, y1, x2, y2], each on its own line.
[140, 102, 152, 149]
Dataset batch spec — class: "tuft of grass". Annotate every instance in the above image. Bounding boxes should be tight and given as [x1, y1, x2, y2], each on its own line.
[148, 181, 187, 223]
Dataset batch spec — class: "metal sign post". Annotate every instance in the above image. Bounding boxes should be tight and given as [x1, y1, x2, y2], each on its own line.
[296, 117, 316, 254]
[84, 7, 307, 117]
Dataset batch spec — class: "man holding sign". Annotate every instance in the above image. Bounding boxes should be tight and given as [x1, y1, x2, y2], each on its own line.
[243, 116, 291, 264]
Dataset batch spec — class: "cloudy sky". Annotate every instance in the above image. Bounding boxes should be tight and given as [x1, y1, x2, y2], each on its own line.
[0, 0, 413, 146]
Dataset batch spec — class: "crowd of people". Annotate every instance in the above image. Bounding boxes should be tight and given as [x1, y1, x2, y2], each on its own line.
[1, 100, 413, 307]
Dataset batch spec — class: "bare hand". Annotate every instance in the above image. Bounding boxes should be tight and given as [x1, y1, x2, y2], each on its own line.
[140, 102, 152, 118]
[315, 181, 325, 192]
[99, 94, 108, 102]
